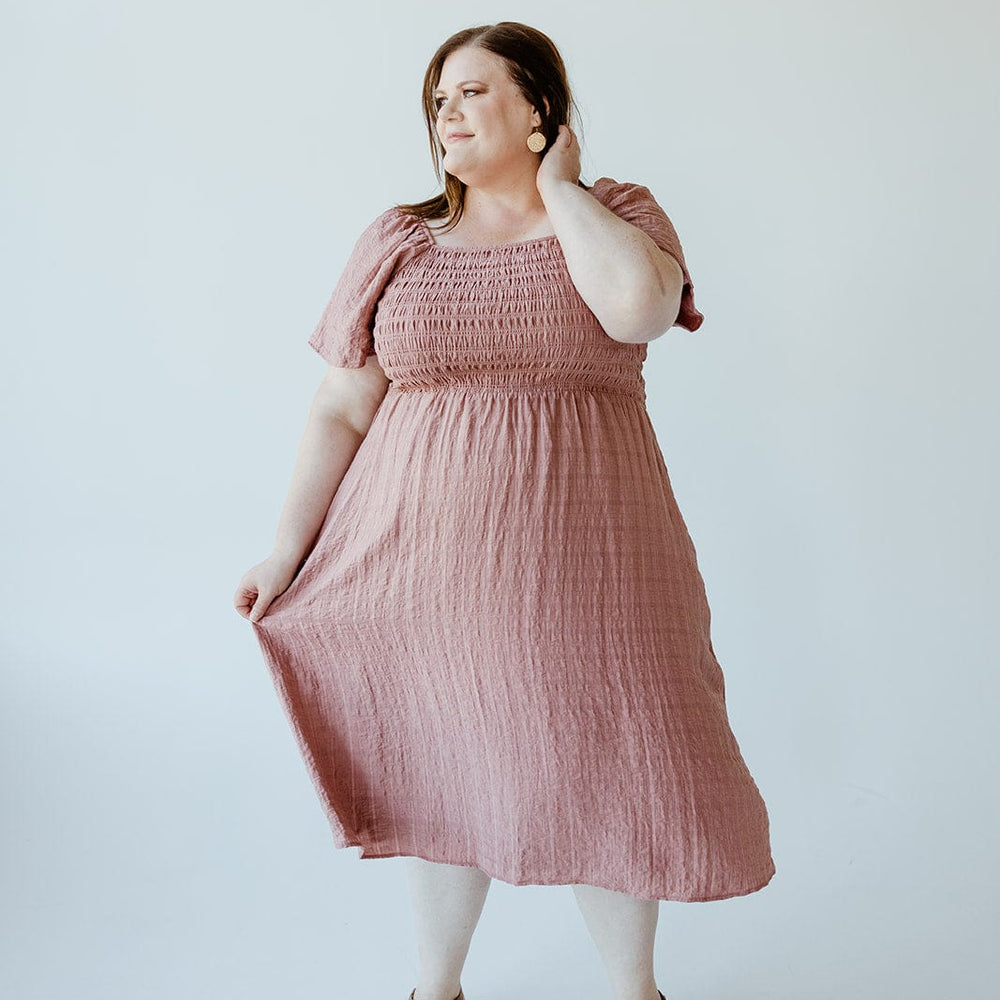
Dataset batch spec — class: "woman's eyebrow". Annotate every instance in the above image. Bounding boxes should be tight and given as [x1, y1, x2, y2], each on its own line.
[433, 79, 487, 95]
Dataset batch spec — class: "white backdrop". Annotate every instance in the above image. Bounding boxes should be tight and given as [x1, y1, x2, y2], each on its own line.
[3, 1, 997, 998]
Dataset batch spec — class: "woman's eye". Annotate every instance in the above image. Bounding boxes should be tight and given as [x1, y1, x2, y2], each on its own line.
[434, 89, 479, 108]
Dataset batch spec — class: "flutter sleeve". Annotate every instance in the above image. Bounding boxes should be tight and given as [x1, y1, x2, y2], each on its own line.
[587, 176, 705, 332]
[307, 206, 418, 368]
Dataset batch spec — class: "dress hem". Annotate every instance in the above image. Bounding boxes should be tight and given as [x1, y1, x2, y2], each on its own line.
[335, 839, 776, 904]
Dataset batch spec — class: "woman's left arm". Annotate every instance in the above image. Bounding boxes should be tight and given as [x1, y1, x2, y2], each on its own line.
[540, 176, 684, 345]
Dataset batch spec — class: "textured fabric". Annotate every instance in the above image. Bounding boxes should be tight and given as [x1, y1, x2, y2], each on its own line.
[252, 176, 775, 902]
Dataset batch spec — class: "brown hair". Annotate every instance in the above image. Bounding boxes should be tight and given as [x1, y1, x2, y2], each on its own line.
[395, 21, 589, 232]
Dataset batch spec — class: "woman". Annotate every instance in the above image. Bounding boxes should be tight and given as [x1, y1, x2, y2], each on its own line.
[234, 21, 775, 1000]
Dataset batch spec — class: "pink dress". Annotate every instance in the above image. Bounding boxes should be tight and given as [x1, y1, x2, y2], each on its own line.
[251, 176, 776, 902]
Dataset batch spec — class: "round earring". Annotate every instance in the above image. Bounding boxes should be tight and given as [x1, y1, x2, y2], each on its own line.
[526, 129, 546, 153]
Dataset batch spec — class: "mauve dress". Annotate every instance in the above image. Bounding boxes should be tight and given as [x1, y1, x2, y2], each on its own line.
[251, 176, 776, 902]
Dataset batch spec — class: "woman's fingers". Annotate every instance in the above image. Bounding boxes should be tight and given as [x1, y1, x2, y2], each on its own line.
[234, 584, 256, 619]
[249, 593, 270, 623]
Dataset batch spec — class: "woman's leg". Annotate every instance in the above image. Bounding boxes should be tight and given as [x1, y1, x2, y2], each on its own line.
[571, 883, 662, 1000]
[404, 857, 492, 1000]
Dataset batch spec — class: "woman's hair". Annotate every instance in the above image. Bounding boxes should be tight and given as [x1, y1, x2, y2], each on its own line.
[395, 21, 588, 231]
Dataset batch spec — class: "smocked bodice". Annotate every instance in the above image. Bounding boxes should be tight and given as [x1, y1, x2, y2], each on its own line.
[376, 223, 650, 401]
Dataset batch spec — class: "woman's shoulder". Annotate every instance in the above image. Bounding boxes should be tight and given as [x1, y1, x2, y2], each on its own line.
[585, 175, 683, 236]
[331, 204, 430, 273]
[357, 203, 427, 247]
[586, 175, 662, 208]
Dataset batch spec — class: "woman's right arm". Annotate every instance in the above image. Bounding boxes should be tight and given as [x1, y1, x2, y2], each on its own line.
[234, 354, 390, 622]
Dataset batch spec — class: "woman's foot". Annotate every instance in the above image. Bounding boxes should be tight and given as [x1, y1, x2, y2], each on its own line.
[408, 989, 463, 1000]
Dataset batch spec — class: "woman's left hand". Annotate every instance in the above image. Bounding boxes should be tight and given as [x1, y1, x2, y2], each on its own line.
[535, 124, 581, 192]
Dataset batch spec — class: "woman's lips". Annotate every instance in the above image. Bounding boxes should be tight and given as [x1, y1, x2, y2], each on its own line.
[448, 134, 472, 140]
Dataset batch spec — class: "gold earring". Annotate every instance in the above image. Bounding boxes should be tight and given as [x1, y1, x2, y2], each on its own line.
[526, 129, 546, 153]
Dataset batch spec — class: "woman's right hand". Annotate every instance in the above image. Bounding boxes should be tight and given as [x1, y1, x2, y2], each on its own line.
[233, 552, 303, 623]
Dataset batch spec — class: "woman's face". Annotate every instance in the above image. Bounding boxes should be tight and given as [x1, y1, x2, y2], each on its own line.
[433, 46, 543, 186]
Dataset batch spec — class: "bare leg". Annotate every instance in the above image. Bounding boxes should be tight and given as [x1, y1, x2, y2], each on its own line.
[404, 857, 492, 1000]
[571, 883, 662, 1000]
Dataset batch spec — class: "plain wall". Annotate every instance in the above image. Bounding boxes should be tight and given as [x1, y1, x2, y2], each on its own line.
[2, 1, 997, 998]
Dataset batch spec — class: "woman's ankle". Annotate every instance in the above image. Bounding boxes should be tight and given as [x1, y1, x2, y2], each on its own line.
[410, 983, 463, 1000]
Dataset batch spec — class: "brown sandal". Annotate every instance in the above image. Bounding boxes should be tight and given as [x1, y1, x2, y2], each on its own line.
[408, 990, 464, 1000]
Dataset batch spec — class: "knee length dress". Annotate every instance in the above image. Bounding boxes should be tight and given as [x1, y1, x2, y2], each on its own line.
[251, 176, 776, 902]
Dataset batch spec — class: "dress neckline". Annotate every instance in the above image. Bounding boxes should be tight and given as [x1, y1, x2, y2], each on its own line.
[406, 209, 561, 253]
